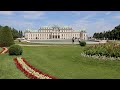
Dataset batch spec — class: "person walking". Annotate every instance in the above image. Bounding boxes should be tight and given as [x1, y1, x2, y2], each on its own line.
[72, 37, 74, 44]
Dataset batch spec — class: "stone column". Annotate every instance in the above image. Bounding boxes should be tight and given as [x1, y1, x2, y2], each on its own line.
[57, 33, 58, 39]
[58, 34, 59, 39]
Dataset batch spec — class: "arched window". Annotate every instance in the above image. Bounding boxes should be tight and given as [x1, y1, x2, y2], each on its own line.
[58, 35, 60, 38]
[55, 35, 57, 38]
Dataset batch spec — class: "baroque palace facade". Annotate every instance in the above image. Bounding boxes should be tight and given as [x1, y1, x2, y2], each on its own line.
[24, 25, 87, 40]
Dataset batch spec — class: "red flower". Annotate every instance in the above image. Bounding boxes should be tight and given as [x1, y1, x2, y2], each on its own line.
[0, 47, 8, 54]
[14, 57, 58, 79]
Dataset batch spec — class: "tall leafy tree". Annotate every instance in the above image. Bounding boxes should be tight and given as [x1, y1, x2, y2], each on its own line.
[93, 24, 120, 40]
[20, 31, 23, 38]
[0, 26, 14, 47]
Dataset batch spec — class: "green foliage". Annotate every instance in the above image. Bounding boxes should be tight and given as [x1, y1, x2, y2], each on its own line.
[11, 28, 19, 39]
[1, 46, 120, 78]
[0, 26, 14, 47]
[0, 25, 23, 40]
[79, 41, 86, 46]
[93, 24, 120, 40]
[84, 42, 120, 58]
[9, 45, 23, 55]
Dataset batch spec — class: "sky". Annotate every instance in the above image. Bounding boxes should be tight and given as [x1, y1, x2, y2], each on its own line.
[0, 11, 120, 36]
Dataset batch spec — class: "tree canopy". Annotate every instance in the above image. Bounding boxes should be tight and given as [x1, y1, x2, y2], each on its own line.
[0, 25, 23, 40]
[93, 24, 120, 40]
[0, 26, 14, 47]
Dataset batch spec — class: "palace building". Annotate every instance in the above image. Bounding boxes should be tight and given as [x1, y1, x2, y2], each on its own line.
[24, 25, 87, 40]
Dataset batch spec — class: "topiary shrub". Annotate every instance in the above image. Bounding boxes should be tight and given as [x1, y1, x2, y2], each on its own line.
[80, 41, 86, 46]
[9, 45, 23, 55]
[0, 26, 14, 47]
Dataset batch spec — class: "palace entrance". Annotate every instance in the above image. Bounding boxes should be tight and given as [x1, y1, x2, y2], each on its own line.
[49, 34, 60, 39]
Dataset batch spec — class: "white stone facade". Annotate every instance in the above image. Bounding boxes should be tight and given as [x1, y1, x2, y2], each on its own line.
[24, 25, 87, 40]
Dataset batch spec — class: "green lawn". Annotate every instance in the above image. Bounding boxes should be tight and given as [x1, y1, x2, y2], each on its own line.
[114, 40, 120, 44]
[1, 45, 120, 79]
[0, 54, 28, 79]
[0, 48, 2, 51]
[109, 40, 120, 44]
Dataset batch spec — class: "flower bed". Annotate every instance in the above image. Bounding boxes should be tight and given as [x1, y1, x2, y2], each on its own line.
[0, 47, 8, 54]
[14, 57, 57, 79]
[81, 53, 120, 61]
[83, 43, 120, 60]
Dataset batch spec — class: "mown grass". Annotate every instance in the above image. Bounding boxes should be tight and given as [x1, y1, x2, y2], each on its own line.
[114, 40, 120, 44]
[108, 40, 120, 44]
[0, 54, 28, 79]
[0, 48, 2, 51]
[1, 45, 120, 79]
[22, 46, 120, 79]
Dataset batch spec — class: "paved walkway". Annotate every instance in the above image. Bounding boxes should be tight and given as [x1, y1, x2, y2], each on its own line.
[18, 41, 106, 47]
[18, 44, 56, 46]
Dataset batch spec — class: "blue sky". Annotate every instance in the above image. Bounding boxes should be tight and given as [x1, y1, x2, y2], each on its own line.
[0, 11, 120, 36]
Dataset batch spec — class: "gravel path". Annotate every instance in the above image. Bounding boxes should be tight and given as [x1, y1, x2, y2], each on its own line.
[17, 41, 106, 47]
[17, 44, 57, 46]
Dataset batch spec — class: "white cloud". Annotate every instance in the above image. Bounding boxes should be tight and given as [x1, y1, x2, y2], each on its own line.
[22, 11, 46, 19]
[0, 11, 14, 15]
[0, 11, 117, 37]
[71, 11, 81, 16]
[46, 21, 66, 27]
[0, 18, 35, 30]
[71, 16, 115, 37]
[71, 13, 96, 29]
[113, 15, 120, 19]
[105, 11, 111, 15]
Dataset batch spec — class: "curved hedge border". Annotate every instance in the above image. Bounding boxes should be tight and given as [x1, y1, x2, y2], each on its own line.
[14, 57, 57, 79]
[0, 47, 8, 54]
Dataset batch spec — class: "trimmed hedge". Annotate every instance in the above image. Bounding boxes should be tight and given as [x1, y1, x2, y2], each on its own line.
[79, 41, 86, 46]
[9, 45, 23, 55]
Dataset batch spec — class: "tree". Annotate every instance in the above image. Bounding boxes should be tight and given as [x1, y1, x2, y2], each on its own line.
[20, 31, 23, 37]
[0, 26, 14, 47]
[93, 33, 97, 38]
[0, 25, 22, 40]
[18, 30, 21, 38]
[93, 24, 120, 40]
[99, 32, 103, 39]
[11, 28, 19, 39]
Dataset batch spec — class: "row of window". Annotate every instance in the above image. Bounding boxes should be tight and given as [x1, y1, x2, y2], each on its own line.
[28, 37, 68, 40]
[28, 34, 50, 37]
[26, 34, 80, 37]
[39, 30, 72, 32]
[29, 38, 49, 39]
[39, 28, 72, 30]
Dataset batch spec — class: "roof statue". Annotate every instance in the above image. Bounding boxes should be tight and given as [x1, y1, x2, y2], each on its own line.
[52, 25, 60, 28]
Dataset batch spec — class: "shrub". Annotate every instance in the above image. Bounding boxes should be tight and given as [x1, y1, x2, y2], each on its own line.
[0, 26, 14, 47]
[80, 41, 86, 46]
[9, 45, 23, 55]
[84, 43, 120, 58]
